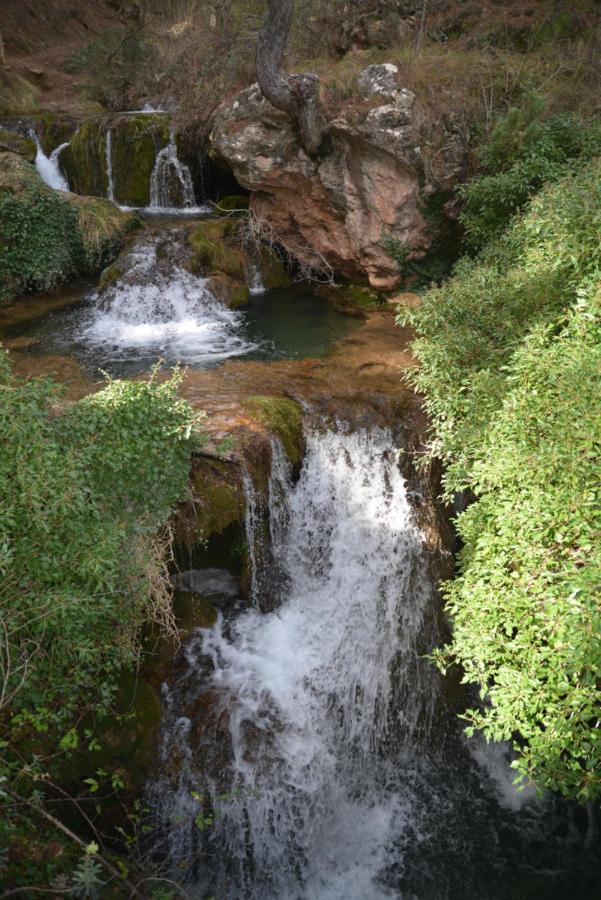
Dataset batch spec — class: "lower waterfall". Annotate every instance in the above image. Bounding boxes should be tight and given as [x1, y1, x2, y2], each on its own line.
[149, 426, 596, 900]
[30, 131, 70, 191]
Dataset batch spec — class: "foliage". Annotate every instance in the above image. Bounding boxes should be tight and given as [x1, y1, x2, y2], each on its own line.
[64, 28, 158, 110]
[401, 159, 601, 800]
[460, 102, 601, 246]
[0, 153, 136, 302]
[0, 154, 82, 300]
[0, 362, 201, 738]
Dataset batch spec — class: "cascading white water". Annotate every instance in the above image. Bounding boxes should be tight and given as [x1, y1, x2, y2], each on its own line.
[153, 427, 439, 898]
[248, 263, 267, 296]
[78, 235, 259, 366]
[30, 131, 70, 191]
[105, 129, 115, 202]
[149, 130, 196, 209]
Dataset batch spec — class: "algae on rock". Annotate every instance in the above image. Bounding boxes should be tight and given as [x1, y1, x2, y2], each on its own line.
[243, 396, 305, 467]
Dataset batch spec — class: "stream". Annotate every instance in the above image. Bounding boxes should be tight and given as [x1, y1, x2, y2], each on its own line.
[4, 127, 600, 900]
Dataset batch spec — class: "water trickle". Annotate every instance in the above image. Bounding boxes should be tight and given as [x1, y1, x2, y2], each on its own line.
[248, 263, 267, 296]
[30, 131, 70, 191]
[149, 130, 196, 209]
[105, 129, 115, 202]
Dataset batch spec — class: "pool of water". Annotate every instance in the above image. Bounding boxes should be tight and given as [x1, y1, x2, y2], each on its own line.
[0, 253, 361, 378]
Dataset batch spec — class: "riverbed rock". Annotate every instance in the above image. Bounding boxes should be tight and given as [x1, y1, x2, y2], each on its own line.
[210, 71, 455, 290]
[206, 274, 249, 309]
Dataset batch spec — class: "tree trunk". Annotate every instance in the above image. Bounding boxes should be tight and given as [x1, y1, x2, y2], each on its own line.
[256, 0, 328, 156]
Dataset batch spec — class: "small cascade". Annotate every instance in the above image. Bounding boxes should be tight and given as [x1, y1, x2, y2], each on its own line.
[77, 232, 260, 370]
[29, 131, 70, 191]
[149, 130, 196, 209]
[248, 263, 267, 296]
[105, 129, 115, 203]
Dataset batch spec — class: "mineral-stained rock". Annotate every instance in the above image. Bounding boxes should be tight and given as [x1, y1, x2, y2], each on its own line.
[211, 72, 449, 290]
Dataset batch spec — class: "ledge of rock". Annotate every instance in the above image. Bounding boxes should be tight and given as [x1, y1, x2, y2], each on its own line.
[211, 64, 461, 290]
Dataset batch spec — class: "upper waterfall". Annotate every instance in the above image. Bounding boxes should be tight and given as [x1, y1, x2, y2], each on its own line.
[30, 131, 70, 192]
[149, 130, 196, 209]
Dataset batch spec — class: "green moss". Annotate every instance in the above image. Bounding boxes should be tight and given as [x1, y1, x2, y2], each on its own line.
[188, 218, 248, 280]
[0, 128, 36, 162]
[206, 274, 250, 308]
[112, 113, 170, 207]
[243, 396, 305, 466]
[173, 591, 218, 630]
[61, 120, 108, 197]
[193, 458, 244, 540]
[0, 72, 39, 115]
[345, 283, 379, 309]
[98, 260, 126, 292]
[0, 152, 136, 300]
[259, 245, 292, 289]
[215, 194, 250, 211]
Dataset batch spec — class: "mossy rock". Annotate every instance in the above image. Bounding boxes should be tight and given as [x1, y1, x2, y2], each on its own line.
[0, 128, 35, 162]
[215, 194, 250, 212]
[259, 245, 292, 289]
[89, 671, 163, 791]
[173, 591, 218, 631]
[243, 396, 305, 466]
[188, 218, 248, 281]
[61, 120, 108, 198]
[193, 457, 245, 540]
[345, 283, 380, 309]
[67, 193, 139, 271]
[111, 113, 170, 207]
[0, 72, 39, 115]
[0, 152, 136, 301]
[206, 274, 249, 309]
[98, 260, 127, 293]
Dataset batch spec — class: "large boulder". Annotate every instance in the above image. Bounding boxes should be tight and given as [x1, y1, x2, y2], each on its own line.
[210, 66, 456, 290]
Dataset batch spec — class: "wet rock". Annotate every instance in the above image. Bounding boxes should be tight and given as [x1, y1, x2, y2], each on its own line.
[188, 219, 249, 282]
[205, 273, 249, 309]
[211, 72, 442, 290]
[172, 568, 241, 608]
[0, 126, 35, 161]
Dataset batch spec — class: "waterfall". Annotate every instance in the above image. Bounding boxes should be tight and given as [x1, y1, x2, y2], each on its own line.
[105, 129, 115, 203]
[248, 263, 267, 296]
[77, 233, 260, 368]
[151, 427, 441, 898]
[149, 130, 196, 209]
[30, 131, 70, 191]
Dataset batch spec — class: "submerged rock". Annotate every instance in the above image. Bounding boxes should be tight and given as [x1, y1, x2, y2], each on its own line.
[211, 69, 462, 290]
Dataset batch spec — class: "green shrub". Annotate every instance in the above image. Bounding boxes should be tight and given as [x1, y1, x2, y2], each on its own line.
[460, 104, 601, 246]
[0, 362, 201, 739]
[402, 159, 601, 800]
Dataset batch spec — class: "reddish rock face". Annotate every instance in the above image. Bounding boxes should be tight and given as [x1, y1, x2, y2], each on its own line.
[210, 71, 435, 290]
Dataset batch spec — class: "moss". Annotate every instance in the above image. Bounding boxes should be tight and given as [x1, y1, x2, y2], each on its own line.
[193, 458, 244, 540]
[61, 120, 108, 197]
[0, 152, 136, 300]
[259, 245, 292, 289]
[215, 194, 250, 211]
[345, 283, 380, 309]
[206, 274, 250, 308]
[173, 591, 218, 630]
[0, 72, 39, 115]
[112, 113, 170, 207]
[243, 396, 305, 466]
[188, 218, 248, 281]
[0, 128, 36, 162]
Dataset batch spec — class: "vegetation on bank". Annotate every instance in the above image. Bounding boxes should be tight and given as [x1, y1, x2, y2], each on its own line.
[0, 358, 202, 889]
[0, 152, 137, 302]
[401, 145, 601, 800]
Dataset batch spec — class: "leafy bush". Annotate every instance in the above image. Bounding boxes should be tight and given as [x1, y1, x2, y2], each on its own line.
[0, 361, 201, 739]
[460, 104, 601, 246]
[401, 159, 601, 800]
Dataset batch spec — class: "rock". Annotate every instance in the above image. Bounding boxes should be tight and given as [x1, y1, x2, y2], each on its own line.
[356, 63, 401, 100]
[211, 75, 434, 290]
[387, 291, 421, 308]
[188, 219, 249, 282]
[0, 127, 36, 162]
[206, 273, 249, 309]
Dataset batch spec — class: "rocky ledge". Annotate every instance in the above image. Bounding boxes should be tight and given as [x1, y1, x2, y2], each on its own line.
[211, 64, 465, 290]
